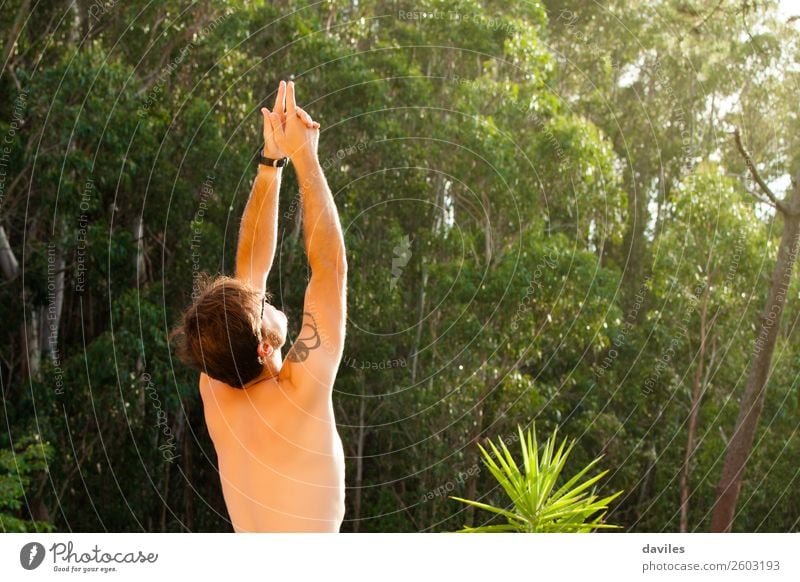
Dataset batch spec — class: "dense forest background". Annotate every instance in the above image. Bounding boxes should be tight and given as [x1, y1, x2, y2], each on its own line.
[1, 0, 798, 532]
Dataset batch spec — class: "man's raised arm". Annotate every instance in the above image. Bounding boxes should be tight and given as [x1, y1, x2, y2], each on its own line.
[235, 157, 281, 294]
[235, 81, 318, 293]
[273, 82, 347, 390]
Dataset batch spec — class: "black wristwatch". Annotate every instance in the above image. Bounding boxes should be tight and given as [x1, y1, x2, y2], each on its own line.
[257, 153, 289, 168]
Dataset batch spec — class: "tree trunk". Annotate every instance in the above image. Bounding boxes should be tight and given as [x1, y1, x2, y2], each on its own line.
[680, 282, 709, 532]
[464, 374, 492, 525]
[22, 305, 41, 382]
[134, 215, 146, 284]
[0, 226, 19, 279]
[619, 175, 650, 314]
[180, 412, 193, 531]
[636, 442, 658, 522]
[352, 393, 367, 532]
[410, 267, 427, 384]
[711, 193, 800, 532]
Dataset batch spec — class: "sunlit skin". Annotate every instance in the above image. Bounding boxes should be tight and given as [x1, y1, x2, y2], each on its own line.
[199, 81, 347, 532]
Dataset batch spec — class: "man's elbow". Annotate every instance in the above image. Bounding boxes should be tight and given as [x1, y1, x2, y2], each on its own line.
[310, 246, 347, 277]
[312, 255, 347, 279]
[335, 252, 347, 277]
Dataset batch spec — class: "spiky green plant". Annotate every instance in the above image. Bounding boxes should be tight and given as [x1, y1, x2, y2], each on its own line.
[452, 425, 623, 532]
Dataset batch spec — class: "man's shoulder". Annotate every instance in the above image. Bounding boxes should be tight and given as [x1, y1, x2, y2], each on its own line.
[278, 360, 337, 394]
[200, 371, 308, 410]
[198, 373, 248, 415]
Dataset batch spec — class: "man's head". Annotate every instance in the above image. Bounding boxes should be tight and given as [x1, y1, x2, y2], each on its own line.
[171, 275, 288, 388]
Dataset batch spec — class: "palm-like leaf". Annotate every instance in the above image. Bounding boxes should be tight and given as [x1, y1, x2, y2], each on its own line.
[452, 425, 623, 533]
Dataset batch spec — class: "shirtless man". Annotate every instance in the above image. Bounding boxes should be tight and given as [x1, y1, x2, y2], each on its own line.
[172, 81, 347, 532]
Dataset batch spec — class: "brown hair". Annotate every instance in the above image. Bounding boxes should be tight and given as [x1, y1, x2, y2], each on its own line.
[170, 274, 281, 388]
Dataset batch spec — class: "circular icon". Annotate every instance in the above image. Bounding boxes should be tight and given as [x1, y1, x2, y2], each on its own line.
[19, 542, 46, 570]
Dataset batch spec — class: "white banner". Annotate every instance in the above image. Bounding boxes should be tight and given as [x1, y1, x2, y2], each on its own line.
[1, 533, 798, 581]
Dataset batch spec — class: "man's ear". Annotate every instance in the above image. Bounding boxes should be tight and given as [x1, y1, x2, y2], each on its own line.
[257, 341, 274, 359]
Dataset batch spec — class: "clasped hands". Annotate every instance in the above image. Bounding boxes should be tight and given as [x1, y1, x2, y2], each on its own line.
[261, 80, 320, 166]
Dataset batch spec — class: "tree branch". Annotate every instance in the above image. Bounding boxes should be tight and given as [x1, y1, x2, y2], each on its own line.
[733, 128, 789, 215]
[1, 0, 30, 72]
[693, 0, 725, 33]
[742, 185, 776, 210]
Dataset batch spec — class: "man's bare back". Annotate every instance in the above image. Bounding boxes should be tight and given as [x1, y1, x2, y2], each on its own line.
[200, 373, 345, 532]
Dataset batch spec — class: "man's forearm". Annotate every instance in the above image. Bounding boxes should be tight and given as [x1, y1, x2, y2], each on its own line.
[294, 154, 346, 273]
[235, 164, 282, 291]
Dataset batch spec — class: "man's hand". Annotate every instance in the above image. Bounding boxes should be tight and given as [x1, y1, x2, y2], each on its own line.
[260, 80, 288, 159]
[269, 81, 320, 165]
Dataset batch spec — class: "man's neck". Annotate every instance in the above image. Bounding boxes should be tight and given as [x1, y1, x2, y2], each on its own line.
[243, 358, 282, 388]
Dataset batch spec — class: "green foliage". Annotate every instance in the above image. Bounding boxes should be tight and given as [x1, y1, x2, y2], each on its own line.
[452, 425, 622, 532]
[0, 435, 54, 532]
[0, 0, 798, 533]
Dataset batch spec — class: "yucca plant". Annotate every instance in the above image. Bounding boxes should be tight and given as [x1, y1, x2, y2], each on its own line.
[452, 425, 622, 532]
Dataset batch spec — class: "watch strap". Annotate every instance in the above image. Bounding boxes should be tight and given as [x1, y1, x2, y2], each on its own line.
[258, 154, 288, 168]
